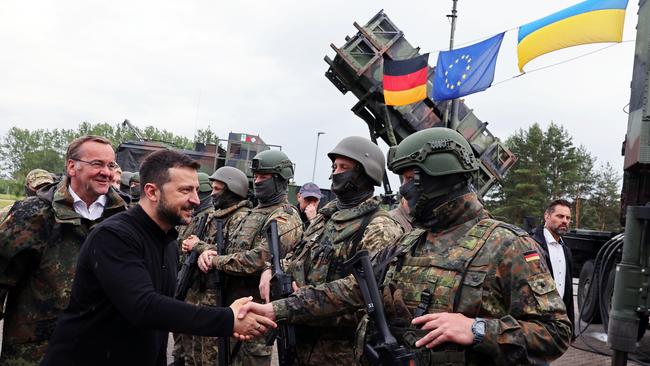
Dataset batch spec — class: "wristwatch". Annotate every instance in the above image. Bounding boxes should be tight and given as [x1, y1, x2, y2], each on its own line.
[471, 318, 486, 345]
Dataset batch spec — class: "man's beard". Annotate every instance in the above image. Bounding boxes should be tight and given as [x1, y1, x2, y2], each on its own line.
[554, 224, 568, 236]
[157, 192, 196, 226]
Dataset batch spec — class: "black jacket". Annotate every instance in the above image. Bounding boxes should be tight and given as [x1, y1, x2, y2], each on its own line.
[532, 226, 575, 338]
[42, 205, 234, 366]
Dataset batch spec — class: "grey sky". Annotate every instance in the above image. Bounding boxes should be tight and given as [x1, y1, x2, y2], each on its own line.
[0, 0, 637, 190]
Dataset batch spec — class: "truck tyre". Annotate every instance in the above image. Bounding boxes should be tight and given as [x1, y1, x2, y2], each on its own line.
[578, 259, 601, 323]
[600, 266, 615, 332]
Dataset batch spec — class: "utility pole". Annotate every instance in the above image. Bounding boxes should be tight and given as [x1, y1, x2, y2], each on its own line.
[446, 0, 459, 128]
[311, 132, 325, 182]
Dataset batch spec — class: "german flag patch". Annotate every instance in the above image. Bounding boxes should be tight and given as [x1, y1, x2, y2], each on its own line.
[524, 250, 540, 262]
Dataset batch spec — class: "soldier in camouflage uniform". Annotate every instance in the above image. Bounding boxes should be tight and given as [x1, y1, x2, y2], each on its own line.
[0, 169, 55, 224]
[0, 135, 127, 365]
[178, 167, 253, 366]
[172, 171, 215, 366]
[199, 150, 302, 366]
[241, 128, 572, 365]
[259, 136, 403, 365]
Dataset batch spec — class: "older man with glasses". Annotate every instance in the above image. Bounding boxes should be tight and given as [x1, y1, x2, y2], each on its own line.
[0, 135, 128, 365]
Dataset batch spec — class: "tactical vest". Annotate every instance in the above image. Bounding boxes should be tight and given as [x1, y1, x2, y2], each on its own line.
[358, 218, 505, 366]
[225, 202, 297, 302]
[290, 198, 390, 287]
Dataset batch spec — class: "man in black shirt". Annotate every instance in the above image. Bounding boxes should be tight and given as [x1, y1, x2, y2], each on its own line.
[42, 150, 275, 366]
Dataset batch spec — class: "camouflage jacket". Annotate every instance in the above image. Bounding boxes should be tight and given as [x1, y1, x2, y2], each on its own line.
[0, 178, 127, 358]
[190, 200, 253, 292]
[177, 205, 214, 242]
[273, 192, 571, 365]
[212, 197, 302, 303]
[285, 196, 402, 329]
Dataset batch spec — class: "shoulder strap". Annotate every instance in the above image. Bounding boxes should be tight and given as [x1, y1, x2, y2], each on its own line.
[452, 219, 502, 312]
[348, 206, 381, 258]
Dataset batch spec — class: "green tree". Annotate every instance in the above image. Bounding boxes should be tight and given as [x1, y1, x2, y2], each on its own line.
[488, 122, 596, 228]
[580, 162, 622, 231]
[0, 122, 221, 185]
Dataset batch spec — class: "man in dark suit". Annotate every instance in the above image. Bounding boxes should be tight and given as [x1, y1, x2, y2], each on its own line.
[532, 199, 575, 339]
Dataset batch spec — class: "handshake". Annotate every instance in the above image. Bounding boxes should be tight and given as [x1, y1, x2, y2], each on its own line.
[229, 296, 277, 340]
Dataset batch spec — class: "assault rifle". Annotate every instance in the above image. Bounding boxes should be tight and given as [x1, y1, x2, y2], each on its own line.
[214, 219, 230, 366]
[265, 219, 297, 366]
[174, 213, 210, 301]
[344, 250, 414, 366]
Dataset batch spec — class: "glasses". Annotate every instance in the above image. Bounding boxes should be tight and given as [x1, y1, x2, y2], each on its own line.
[73, 158, 119, 171]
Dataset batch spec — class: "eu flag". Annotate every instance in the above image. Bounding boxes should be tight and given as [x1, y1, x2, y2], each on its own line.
[433, 32, 505, 102]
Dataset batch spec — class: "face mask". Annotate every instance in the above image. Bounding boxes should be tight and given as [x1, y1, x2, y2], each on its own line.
[130, 186, 141, 199]
[330, 170, 356, 197]
[330, 169, 375, 209]
[398, 179, 421, 215]
[212, 189, 241, 210]
[254, 178, 275, 202]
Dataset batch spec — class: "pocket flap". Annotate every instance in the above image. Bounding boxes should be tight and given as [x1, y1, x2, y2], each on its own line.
[528, 273, 556, 295]
[463, 271, 487, 287]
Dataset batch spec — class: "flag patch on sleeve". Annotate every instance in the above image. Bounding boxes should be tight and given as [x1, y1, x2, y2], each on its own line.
[524, 251, 540, 262]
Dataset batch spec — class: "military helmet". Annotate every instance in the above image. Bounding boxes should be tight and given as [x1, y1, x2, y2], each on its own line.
[121, 171, 133, 186]
[25, 168, 54, 190]
[197, 172, 212, 193]
[387, 128, 478, 176]
[209, 166, 249, 198]
[328, 136, 385, 186]
[130, 172, 140, 184]
[250, 150, 294, 180]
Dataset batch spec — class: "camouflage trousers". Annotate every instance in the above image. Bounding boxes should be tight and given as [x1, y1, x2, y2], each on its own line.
[229, 336, 272, 366]
[175, 287, 219, 366]
[295, 338, 355, 366]
[0, 340, 49, 366]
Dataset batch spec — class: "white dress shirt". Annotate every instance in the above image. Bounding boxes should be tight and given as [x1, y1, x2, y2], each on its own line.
[543, 228, 566, 297]
[68, 186, 107, 220]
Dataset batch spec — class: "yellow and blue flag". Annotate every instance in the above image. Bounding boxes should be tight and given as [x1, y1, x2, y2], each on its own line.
[517, 0, 628, 72]
[432, 32, 504, 102]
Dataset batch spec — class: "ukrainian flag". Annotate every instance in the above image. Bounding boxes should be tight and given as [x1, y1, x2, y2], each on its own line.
[517, 0, 628, 72]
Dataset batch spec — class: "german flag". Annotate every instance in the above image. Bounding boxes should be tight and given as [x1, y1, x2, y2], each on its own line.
[383, 53, 429, 106]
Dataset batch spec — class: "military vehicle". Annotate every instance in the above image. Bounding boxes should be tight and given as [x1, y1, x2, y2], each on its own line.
[116, 123, 335, 207]
[606, 1, 650, 364]
[324, 10, 517, 199]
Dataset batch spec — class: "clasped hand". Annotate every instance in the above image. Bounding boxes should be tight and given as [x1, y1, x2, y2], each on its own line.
[230, 297, 276, 341]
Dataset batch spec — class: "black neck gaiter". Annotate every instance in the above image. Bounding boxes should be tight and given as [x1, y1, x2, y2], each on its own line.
[331, 169, 375, 209]
[399, 171, 471, 230]
[255, 176, 287, 207]
[212, 189, 243, 210]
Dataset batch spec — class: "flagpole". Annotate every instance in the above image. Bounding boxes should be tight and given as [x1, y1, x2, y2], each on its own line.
[447, 0, 459, 128]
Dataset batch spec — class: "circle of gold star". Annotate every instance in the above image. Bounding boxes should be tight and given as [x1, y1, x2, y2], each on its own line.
[444, 54, 472, 90]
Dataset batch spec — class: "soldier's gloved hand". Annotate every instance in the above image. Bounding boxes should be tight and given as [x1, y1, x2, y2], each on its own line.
[382, 283, 412, 327]
[393, 288, 412, 325]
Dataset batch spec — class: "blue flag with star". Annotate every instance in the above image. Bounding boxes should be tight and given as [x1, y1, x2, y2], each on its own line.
[432, 32, 505, 101]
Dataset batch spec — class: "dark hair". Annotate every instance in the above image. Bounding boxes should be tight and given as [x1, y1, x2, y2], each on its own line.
[545, 199, 571, 215]
[66, 135, 113, 161]
[139, 149, 200, 188]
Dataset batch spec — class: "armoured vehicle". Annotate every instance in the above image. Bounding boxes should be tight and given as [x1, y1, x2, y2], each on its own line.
[116, 124, 335, 207]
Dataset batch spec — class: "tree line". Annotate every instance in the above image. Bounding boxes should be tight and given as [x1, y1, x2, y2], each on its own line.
[0, 121, 622, 232]
[0, 122, 218, 194]
[485, 122, 621, 232]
